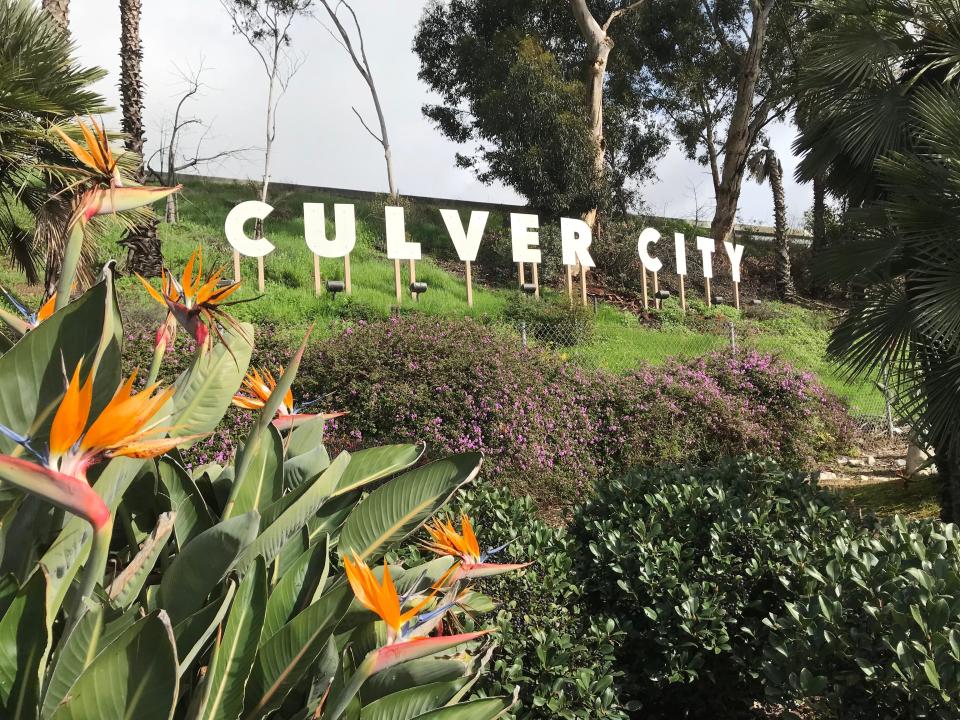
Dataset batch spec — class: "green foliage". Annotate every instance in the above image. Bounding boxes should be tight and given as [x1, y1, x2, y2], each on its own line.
[796, 0, 960, 519]
[569, 456, 852, 718]
[0, 258, 518, 718]
[764, 516, 960, 719]
[412, 485, 632, 720]
[0, 0, 108, 282]
[413, 0, 666, 215]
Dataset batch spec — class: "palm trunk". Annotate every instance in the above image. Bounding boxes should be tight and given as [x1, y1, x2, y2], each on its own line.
[119, 0, 162, 277]
[935, 448, 960, 524]
[42, 0, 69, 33]
[710, 1, 775, 245]
[770, 156, 793, 298]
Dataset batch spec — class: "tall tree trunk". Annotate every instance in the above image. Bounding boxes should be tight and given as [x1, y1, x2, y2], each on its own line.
[570, 0, 612, 231]
[42, 0, 69, 33]
[769, 155, 794, 298]
[119, 0, 163, 277]
[256, 65, 279, 239]
[709, 1, 775, 246]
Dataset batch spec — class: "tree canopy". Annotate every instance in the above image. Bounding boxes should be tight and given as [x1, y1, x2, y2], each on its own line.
[414, 0, 667, 218]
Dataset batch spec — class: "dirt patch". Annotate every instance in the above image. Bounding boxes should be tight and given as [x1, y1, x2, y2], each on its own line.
[815, 432, 941, 520]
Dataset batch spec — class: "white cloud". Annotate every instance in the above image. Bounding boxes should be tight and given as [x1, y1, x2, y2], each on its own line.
[67, 0, 809, 224]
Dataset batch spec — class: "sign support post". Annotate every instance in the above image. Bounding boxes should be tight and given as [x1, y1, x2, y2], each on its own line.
[394, 259, 402, 303]
[257, 256, 265, 292]
[313, 255, 321, 295]
[409, 259, 417, 299]
[653, 271, 660, 309]
[344, 254, 352, 294]
[679, 275, 686, 313]
[532, 262, 540, 299]
[233, 251, 242, 284]
[465, 260, 473, 307]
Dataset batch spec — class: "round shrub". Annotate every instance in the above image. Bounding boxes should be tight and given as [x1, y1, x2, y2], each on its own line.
[406, 485, 632, 720]
[569, 456, 852, 718]
[764, 515, 960, 719]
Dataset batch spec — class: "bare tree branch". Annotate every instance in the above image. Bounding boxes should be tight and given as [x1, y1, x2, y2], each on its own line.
[315, 0, 397, 197]
[602, 0, 646, 32]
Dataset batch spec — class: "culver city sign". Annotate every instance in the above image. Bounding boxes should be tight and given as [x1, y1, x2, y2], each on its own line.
[224, 200, 747, 309]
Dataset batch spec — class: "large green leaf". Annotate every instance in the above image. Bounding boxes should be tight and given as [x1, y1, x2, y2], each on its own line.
[339, 454, 482, 562]
[333, 445, 424, 498]
[282, 444, 330, 491]
[197, 558, 267, 720]
[229, 425, 283, 519]
[234, 453, 349, 572]
[409, 697, 512, 720]
[0, 570, 48, 719]
[359, 680, 466, 720]
[158, 457, 213, 548]
[0, 277, 121, 455]
[175, 584, 236, 677]
[287, 416, 327, 459]
[244, 584, 353, 717]
[171, 322, 253, 444]
[262, 536, 330, 644]
[40, 605, 138, 719]
[38, 457, 143, 624]
[157, 512, 259, 625]
[360, 660, 471, 704]
[49, 611, 178, 720]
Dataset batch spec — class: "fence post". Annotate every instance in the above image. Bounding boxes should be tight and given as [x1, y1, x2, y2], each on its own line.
[728, 321, 737, 353]
[521, 321, 527, 349]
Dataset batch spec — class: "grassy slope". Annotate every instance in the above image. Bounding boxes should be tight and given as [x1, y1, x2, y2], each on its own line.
[1, 177, 883, 413]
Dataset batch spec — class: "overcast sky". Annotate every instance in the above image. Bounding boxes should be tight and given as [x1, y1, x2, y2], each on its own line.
[67, 0, 811, 227]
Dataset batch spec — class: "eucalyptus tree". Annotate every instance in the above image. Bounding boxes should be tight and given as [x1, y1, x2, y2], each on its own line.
[414, 0, 666, 221]
[624, 0, 805, 245]
[794, 0, 960, 520]
[221, 0, 312, 228]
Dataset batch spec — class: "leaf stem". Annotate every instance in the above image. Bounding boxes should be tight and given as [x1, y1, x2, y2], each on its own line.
[56, 221, 85, 312]
[66, 516, 113, 634]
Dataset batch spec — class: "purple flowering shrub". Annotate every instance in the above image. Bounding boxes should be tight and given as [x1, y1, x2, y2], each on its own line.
[122, 314, 852, 508]
[296, 317, 851, 509]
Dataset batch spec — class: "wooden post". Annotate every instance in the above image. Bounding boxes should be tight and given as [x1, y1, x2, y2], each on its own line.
[394, 259, 402, 303]
[233, 251, 242, 284]
[465, 261, 473, 308]
[580, 266, 588, 306]
[517, 262, 525, 288]
[641, 267, 649, 310]
[734, 281, 740, 310]
[313, 255, 321, 296]
[409, 259, 417, 299]
[679, 275, 687, 313]
[565, 265, 573, 303]
[257, 256, 265, 293]
[653, 271, 660, 309]
[705, 277, 712, 307]
[344, 254, 352, 295]
[532, 262, 540, 299]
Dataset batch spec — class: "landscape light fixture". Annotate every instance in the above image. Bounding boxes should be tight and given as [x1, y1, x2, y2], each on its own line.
[712, 295, 725, 306]
[326, 280, 346, 300]
[655, 290, 671, 301]
[410, 281, 429, 301]
[521, 283, 538, 296]
[751, 298, 763, 306]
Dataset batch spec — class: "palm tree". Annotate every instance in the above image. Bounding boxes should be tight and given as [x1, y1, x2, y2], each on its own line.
[119, 0, 162, 277]
[0, 0, 106, 285]
[748, 142, 793, 298]
[795, 0, 960, 521]
[41, 0, 69, 33]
